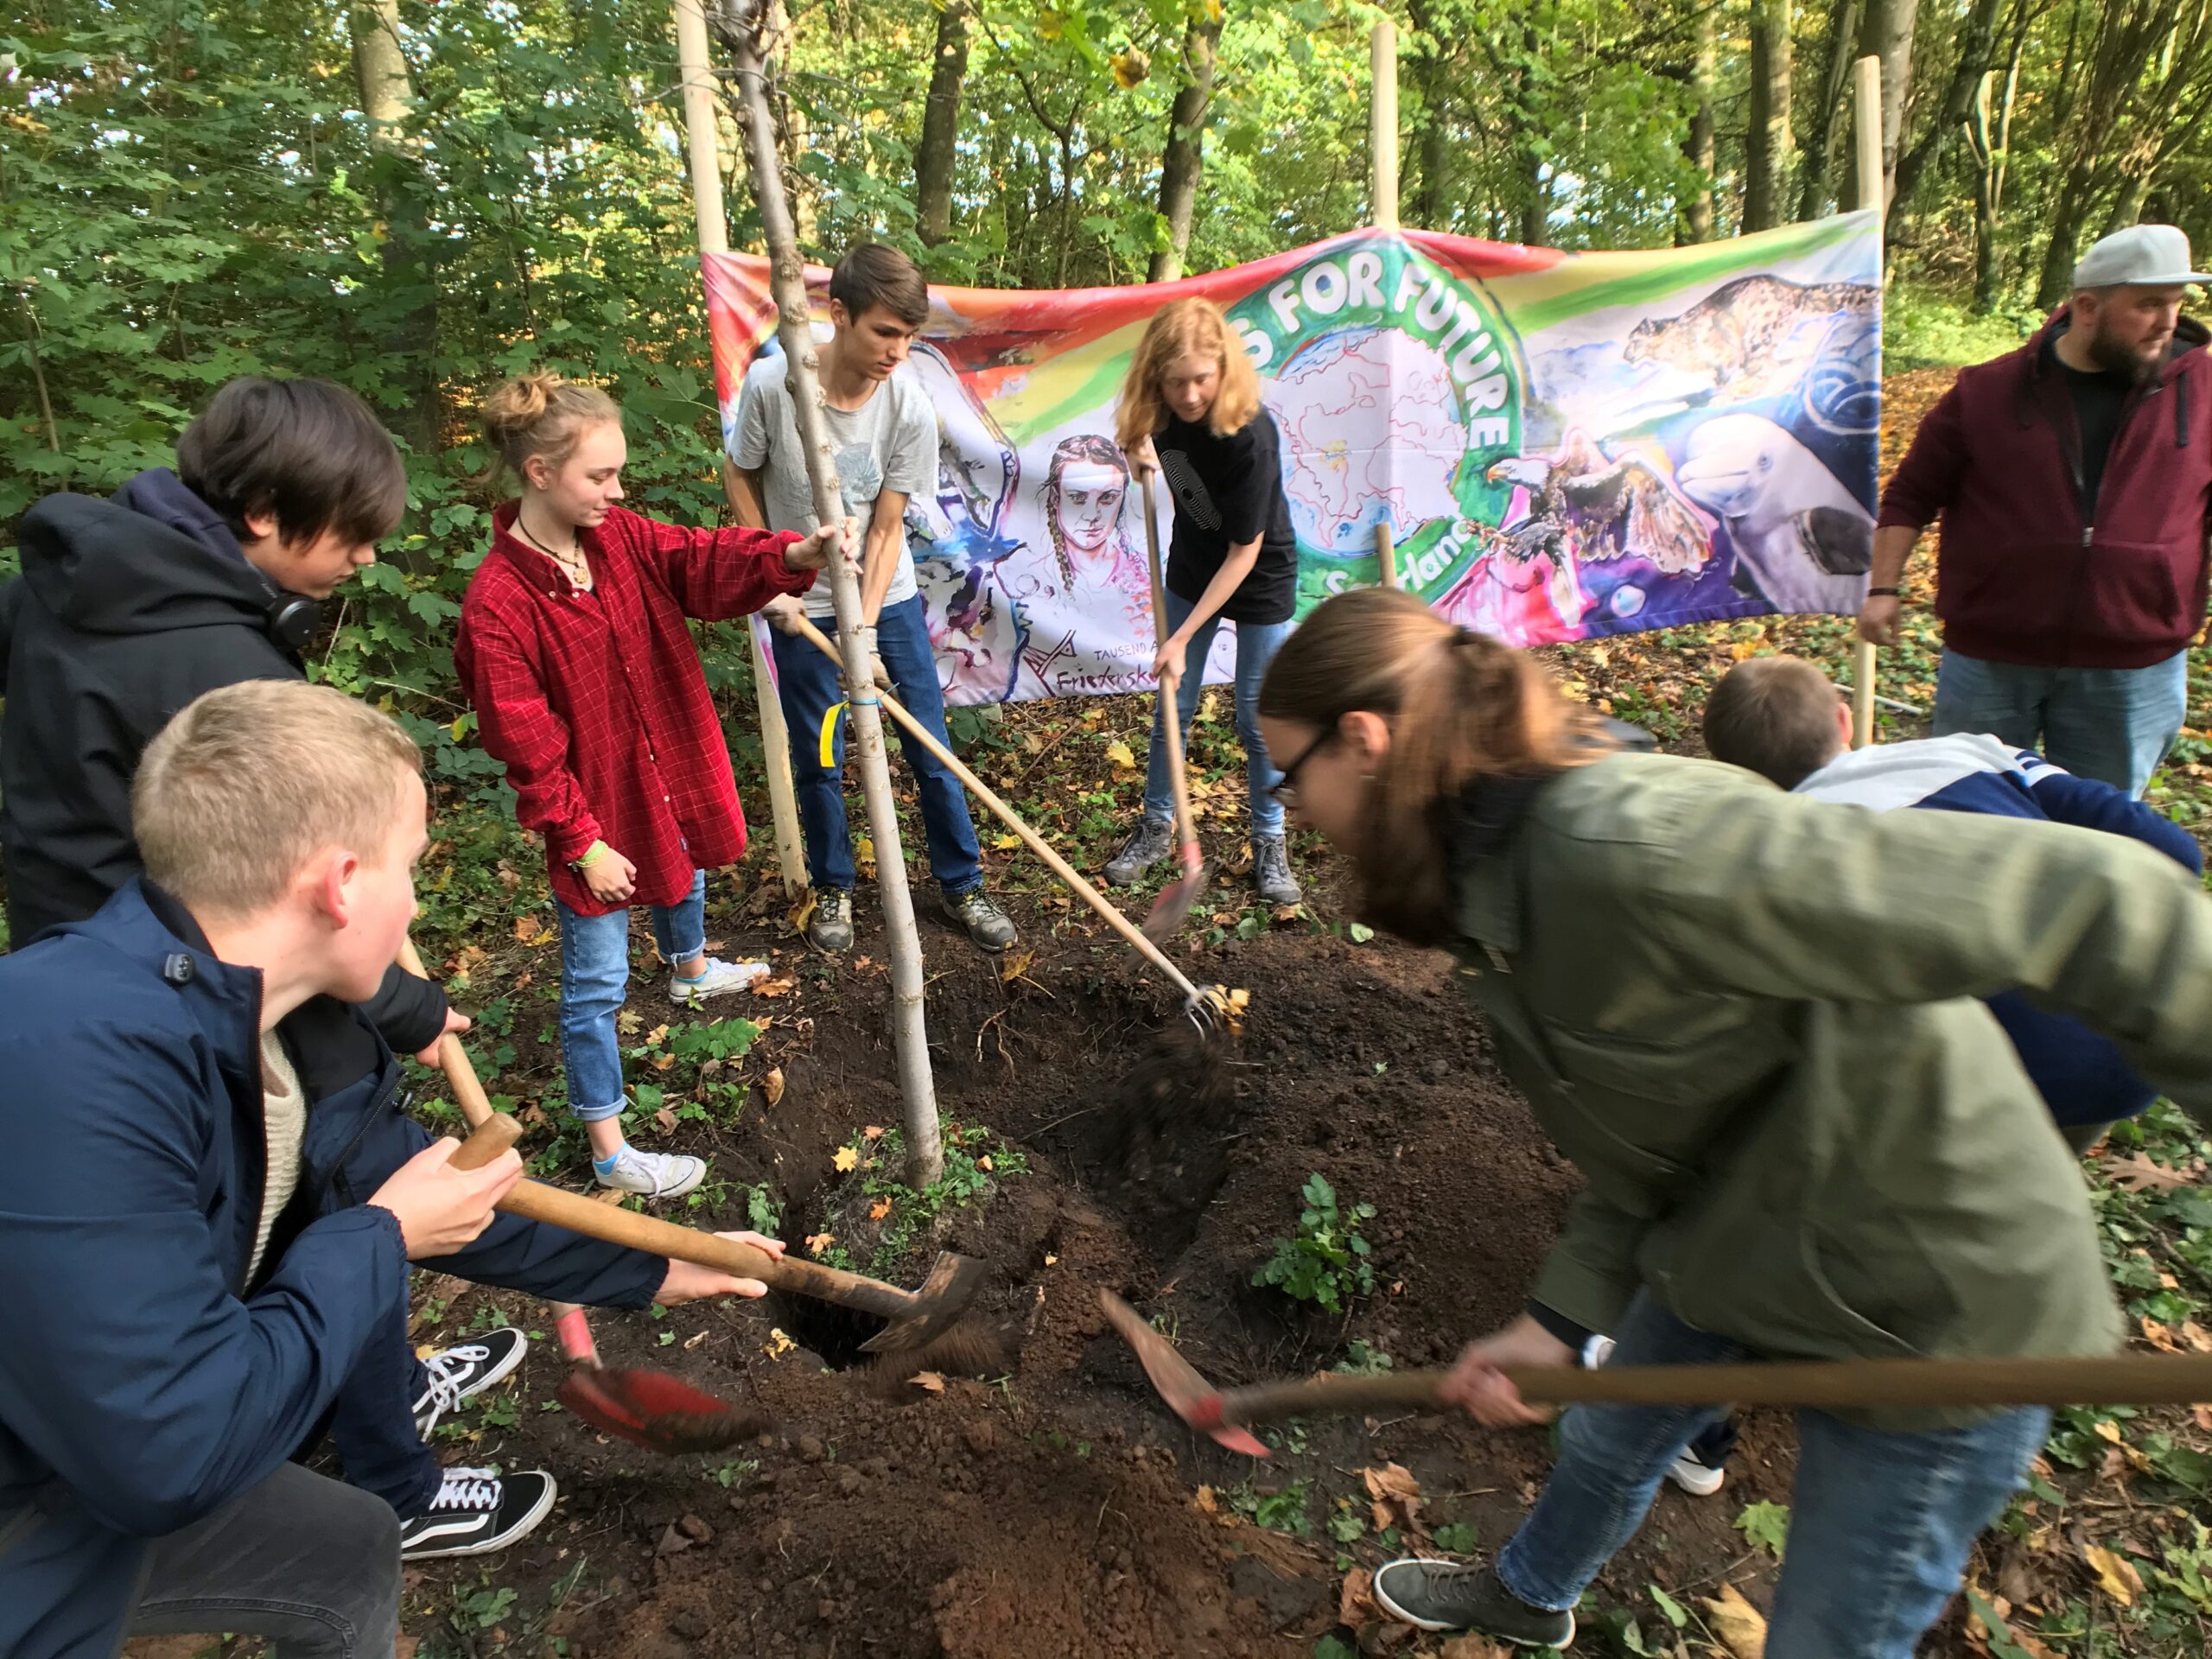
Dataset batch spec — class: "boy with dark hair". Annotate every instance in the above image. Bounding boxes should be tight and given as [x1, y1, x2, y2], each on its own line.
[732, 243, 1019, 956]
[0, 680, 783, 1657]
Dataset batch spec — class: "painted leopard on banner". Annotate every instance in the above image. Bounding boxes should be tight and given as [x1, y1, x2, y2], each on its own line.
[1624, 276, 1877, 401]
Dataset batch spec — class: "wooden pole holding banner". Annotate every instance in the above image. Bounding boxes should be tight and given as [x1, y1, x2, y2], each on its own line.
[671, 0, 809, 893]
[1371, 20, 1402, 588]
[1371, 18, 1400, 232]
[1850, 55, 1882, 750]
[712, 0, 944, 1188]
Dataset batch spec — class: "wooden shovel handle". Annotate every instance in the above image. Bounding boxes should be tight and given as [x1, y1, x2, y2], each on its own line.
[1138, 475, 1201, 854]
[395, 936, 494, 1128]
[1210, 1352, 2212, 1426]
[787, 613, 1206, 1006]
[446, 1117, 921, 1322]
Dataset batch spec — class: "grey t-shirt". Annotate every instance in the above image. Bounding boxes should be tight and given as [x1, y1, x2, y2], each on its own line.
[732, 353, 937, 620]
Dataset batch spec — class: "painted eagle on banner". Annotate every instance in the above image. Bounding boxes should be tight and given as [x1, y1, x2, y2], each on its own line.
[1485, 429, 1713, 577]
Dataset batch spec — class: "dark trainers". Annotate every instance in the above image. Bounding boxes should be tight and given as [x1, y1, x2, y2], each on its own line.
[1252, 833, 1301, 906]
[1370, 1560, 1573, 1648]
[412, 1326, 529, 1437]
[1104, 817, 1174, 886]
[399, 1466, 558, 1560]
[944, 887, 1018, 951]
[808, 887, 855, 953]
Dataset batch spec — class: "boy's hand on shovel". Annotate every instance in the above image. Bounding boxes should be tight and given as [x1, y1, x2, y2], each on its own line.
[413, 1006, 473, 1069]
[656, 1231, 788, 1304]
[370, 1135, 524, 1260]
[1441, 1313, 1577, 1428]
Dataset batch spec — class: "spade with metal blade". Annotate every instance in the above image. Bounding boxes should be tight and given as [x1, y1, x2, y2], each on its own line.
[1137, 474, 1208, 944]
[1101, 1287, 2212, 1453]
[405, 936, 767, 1454]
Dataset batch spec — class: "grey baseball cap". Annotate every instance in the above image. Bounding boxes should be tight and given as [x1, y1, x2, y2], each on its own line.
[2073, 224, 2210, 289]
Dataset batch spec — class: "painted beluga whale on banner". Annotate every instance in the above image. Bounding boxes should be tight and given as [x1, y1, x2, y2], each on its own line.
[1676, 413, 1872, 615]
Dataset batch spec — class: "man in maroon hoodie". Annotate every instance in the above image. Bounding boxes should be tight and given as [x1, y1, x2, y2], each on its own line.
[1865, 225, 2212, 798]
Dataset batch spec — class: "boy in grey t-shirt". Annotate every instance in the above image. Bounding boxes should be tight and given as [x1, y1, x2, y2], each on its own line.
[730, 243, 1016, 955]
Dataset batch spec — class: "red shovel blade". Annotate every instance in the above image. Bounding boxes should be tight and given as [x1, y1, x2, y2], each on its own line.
[556, 1366, 768, 1455]
[1096, 1290, 1271, 1457]
[1140, 848, 1208, 946]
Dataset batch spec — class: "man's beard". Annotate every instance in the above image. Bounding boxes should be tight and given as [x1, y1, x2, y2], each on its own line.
[2087, 318, 2166, 386]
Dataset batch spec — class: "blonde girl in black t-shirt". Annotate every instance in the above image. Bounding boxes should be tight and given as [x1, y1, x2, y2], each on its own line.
[1103, 297, 1304, 905]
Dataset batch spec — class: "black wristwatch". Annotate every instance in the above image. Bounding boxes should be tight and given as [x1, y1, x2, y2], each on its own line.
[1867, 587, 1903, 597]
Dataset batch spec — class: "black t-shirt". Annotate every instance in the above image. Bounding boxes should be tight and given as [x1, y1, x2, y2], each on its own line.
[2046, 332, 2137, 520]
[1156, 407, 1299, 625]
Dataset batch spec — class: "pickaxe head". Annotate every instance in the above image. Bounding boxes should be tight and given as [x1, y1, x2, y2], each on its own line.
[856, 1251, 989, 1355]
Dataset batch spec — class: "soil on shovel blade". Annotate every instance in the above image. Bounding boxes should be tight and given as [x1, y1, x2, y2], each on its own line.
[401, 887, 1793, 1659]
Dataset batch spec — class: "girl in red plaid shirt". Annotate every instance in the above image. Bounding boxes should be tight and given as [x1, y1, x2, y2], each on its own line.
[456, 375, 845, 1197]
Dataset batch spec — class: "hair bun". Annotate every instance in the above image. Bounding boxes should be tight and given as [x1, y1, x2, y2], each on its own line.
[481, 372, 564, 439]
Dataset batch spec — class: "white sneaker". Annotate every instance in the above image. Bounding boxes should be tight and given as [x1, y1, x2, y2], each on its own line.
[593, 1144, 708, 1198]
[671, 957, 769, 1007]
[399, 1466, 557, 1559]
[412, 1326, 529, 1437]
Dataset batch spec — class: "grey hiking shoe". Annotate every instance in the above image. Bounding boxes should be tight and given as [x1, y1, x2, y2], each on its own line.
[1370, 1560, 1573, 1648]
[1104, 817, 1174, 887]
[1252, 833, 1301, 906]
[944, 887, 1018, 951]
[808, 887, 855, 953]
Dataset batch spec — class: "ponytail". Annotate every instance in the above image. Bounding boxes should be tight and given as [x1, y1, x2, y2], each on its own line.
[1256, 588, 1605, 944]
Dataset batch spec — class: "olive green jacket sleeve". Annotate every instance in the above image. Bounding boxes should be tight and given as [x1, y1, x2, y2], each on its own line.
[1638, 785, 2212, 1118]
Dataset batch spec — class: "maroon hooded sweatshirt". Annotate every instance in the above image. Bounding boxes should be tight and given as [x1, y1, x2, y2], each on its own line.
[1877, 308, 2212, 669]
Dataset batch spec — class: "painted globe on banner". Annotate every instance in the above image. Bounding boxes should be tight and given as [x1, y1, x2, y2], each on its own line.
[1268, 325, 1471, 556]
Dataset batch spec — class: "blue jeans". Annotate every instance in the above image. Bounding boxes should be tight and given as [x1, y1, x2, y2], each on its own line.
[1141, 591, 1293, 837]
[555, 868, 706, 1122]
[1933, 646, 2188, 798]
[1499, 1294, 2050, 1659]
[770, 593, 983, 894]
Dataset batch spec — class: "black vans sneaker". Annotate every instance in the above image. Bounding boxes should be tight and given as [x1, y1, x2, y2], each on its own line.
[1371, 1559, 1574, 1649]
[411, 1326, 529, 1437]
[399, 1466, 558, 1560]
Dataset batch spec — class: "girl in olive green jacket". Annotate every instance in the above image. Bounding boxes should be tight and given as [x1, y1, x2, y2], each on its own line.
[1255, 586, 2212, 1657]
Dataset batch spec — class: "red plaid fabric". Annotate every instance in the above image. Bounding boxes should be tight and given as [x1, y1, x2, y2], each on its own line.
[455, 501, 810, 917]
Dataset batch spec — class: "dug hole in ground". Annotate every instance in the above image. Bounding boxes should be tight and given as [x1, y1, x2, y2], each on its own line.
[397, 897, 1781, 1659]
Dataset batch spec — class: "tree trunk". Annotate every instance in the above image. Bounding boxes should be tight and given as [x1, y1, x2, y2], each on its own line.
[915, 2, 968, 245]
[1407, 0, 1450, 228]
[2037, 167, 2097, 308]
[1799, 0, 1864, 218]
[348, 0, 437, 455]
[713, 0, 944, 1189]
[1966, 48, 2020, 314]
[1148, 15, 1222, 283]
[2104, 166, 2156, 236]
[1514, 22, 1547, 246]
[1889, 0, 2003, 214]
[1684, 7, 1717, 241]
[1745, 0, 1794, 230]
[1845, 0, 1918, 216]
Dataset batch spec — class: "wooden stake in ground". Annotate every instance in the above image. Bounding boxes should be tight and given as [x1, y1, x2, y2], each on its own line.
[1369, 19, 1402, 593]
[671, 0, 808, 896]
[710, 0, 943, 1186]
[1851, 54, 1883, 752]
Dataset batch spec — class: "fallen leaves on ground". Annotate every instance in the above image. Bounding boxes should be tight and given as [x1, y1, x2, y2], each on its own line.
[1338, 1567, 1377, 1630]
[1362, 1462, 1424, 1535]
[785, 889, 817, 937]
[804, 1232, 836, 1255]
[2105, 1154, 2199, 1192]
[868, 1197, 892, 1220]
[1700, 1582, 1767, 1658]
[999, 946, 1039, 984]
[751, 976, 797, 998]
[652, 1106, 677, 1135]
[762, 1328, 795, 1359]
[832, 1146, 858, 1173]
[862, 1124, 884, 1140]
[760, 1066, 785, 1107]
[2082, 1543, 2142, 1605]
[1103, 739, 1137, 770]
[910, 1370, 945, 1393]
[1193, 1484, 1218, 1513]
[512, 913, 550, 946]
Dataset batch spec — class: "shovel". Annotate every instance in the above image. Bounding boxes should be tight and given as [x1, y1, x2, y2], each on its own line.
[402, 937, 765, 1452]
[448, 1114, 993, 1372]
[1102, 1291, 2212, 1455]
[1137, 474, 1208, 944]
